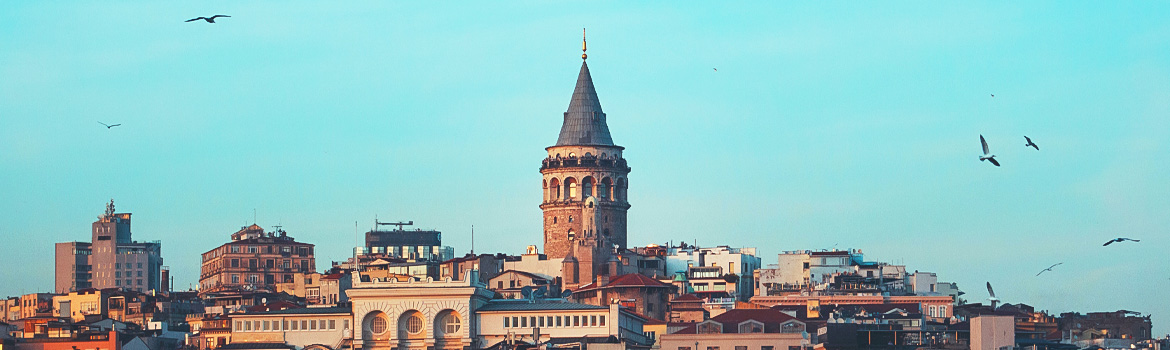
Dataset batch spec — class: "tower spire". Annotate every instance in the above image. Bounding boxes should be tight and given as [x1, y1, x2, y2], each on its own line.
[582, 28, 587, 60]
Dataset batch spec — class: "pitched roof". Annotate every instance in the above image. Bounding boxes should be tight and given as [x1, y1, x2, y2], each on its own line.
[555, 61, 615, 147]
[606, 273, 672, 288]
[673, 309, 803, 334]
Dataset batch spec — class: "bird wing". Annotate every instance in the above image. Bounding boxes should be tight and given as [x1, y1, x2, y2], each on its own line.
[1025, 136, 1032, 143]
[985, 282, 995, 298]
[981, 135, 990, 155]
[98, 121, 110, 127]
[1035, 270, 1044, 276]
[988, 158, 1000, 166]
[212, 15, 231, 18]
[185, 17, 204, 22]
[110, 124, 121, 127]
[1103, 240, 1114, 246]
[1032, 143, 1039, 150]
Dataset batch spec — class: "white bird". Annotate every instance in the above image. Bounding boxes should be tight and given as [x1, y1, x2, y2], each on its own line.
[986, 282, 999, 308]
[1103, 238, 1140, 246]
[97, 121, 121, 129]
[1025, 136, 1039, 150]
[186, 15, 231, 23]
[979, 135, 1000, 167]
[1036, 262, 1062, 276]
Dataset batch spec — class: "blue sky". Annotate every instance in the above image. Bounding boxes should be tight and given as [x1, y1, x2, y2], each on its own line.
[2, 1, 1168, 335]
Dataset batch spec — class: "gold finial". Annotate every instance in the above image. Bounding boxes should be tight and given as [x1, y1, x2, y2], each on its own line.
[582, 28, 587, 60]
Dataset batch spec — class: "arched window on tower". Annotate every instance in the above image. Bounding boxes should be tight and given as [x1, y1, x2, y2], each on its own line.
[582, 177, 595, 198]
[600, 177, 612, 200]
[549, 178, 561, 200]
[565, 178, 578, 200]
[567, 229, 576, 241]
[615, 178, 626, 201]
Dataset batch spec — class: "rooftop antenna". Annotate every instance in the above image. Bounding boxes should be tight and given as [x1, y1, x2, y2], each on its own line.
[253, 208, 256, 224]
[471, 225, 475, 255]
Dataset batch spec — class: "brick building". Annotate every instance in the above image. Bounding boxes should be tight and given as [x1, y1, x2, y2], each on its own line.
[540, 36, 631, 290]
[198, 224, 315, 296]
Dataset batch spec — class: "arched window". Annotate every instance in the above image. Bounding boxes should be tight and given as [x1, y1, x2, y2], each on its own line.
[371, 316, 387, 334]
[568, 230, 576, 240]
[549, 178, 561, 200]
[435, 310, 461, 338]
[582, 177, 595, 198]
[565, 178, 578, 200]
[739, 321, 763, 333]
[599, 178, 612, 199]
[398, 311, 425, 340]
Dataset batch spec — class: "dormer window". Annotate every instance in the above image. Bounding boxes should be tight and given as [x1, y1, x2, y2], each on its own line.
[696, 320, 722, 334]
[738, 320, 764, 333]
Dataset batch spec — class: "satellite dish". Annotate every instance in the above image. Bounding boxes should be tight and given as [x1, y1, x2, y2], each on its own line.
[521, 286, 534, 299]
[561, 289, 573, 298]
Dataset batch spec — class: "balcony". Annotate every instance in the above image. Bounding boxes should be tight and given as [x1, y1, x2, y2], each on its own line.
[541, 157, 630, 172]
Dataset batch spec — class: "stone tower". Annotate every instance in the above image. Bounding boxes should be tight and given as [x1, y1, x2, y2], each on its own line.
[541, 33, 631, 289]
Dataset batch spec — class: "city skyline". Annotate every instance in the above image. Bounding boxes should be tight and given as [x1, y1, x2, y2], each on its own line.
[2, 1, 1168, 336]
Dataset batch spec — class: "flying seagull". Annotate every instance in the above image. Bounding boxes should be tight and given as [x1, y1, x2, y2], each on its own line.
[1103, 238, 1140, 246]
[97, 121, 121, 129]
[986, 282, 999, 308]
[185, 15, 231, 23]
[979, 135, 1000, 166]
[1036, 262, 1063, 276]
[990, 94, 995, 97]
[713, 68, 718, 72]
[1024, 136, 1039, 150]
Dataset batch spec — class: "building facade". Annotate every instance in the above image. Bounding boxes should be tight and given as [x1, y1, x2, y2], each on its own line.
[541, 39, 631, 290]
[363, 221, 453, 262]
[55, 200, 164, 294]
[198, 224, 316, 296]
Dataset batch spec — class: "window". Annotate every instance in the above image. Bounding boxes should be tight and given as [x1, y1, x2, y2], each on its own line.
[697, 322, 721, 334]
[329, 320, 336, 329]
[443, 313, 461, 334]
[739, 322, 763, 333]
[736, 347, 748, 350]
[940, 306, 948, 317]
[253, 321, 260, 331]
[249, 246, 257, 253]
[370, 316, 386, 334]
[137, 271, 142, 277]
[573, 316, 580, 327]
[530, 316, 536, 328]
[567, 230, 576, 240]
[407, 315, 423, 334]
[539, 316, 544, 327]
[244, 321, 251, 331]
[301, 320, 307, 330]
[235, 321, 242, 331]
[707, 347, 720, 350]
[232, 274, 239, 283]
[344, 320, 349, 330]
[116, 271, 121, 278]
[137, 279, 142, 285]
[512, 317, 518, 328]
[291, 321, 299, 330]
[781, 322, 803, 333]
[547, 316, 553, 327]
[116, 280, 121, 286]
[504, 317, 510, 328]
[521, 316, 527, 327]
[678, 347, 692, 350]
[556, 316, 562, 327]
[283, 321, 289, 330]
[263, 321, 269, 330]
[763, 346, 774, 350]
[231, 259, 239, 268]
[600, 315, 605, 326]
[137, 263, 142, 269]
[591, 315, 597, 326]
[310, 320, 317, 330]
[930, 306, 938, 317]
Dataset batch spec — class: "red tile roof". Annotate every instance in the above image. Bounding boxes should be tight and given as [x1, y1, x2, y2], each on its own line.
[673, 308, 803, 334]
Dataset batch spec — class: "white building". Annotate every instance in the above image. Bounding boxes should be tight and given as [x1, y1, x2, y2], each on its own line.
[663, 246, 761, 301]
[346, 271, 649, 350]
[229, 306, 353, 350]
[756, 249, 913, 297]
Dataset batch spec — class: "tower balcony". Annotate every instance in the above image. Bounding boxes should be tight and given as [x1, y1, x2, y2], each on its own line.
[540, 198, 631, 209]
[540, 156, 630, 172]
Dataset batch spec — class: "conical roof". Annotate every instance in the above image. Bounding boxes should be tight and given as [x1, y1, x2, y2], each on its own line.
[555, 61, 615, 146]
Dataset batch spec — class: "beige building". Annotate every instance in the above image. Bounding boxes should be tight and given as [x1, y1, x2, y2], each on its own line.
[51, 289, 110, 322]
[476, 300, 650, 349]
[487, 270, 552, 299]
[275, 272, 352, 306]
[198, 224, 316, 297]
[971, 315, 1015, 350]
[229, 307, 353, 350]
